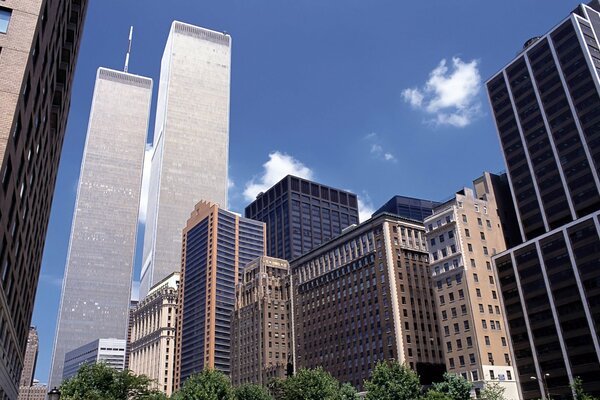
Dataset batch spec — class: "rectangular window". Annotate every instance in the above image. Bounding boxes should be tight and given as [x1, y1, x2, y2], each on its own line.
[468, 243, 473, 252]
[448, 230, 454, 238]
[467, 337, 473, 347]
[506, 370, 512, 380]
[473, 273, 479, 282]
[465, 228, 470, 237]
[477, 217, 482, 226]
[462, 214, 468, 222]
[486, 220, 491, 228]
[0, 7, 11, 34]
[472, 370, 478, 381]
[480, 232, 485, 240]
[483, 246, 488, 255]
[490, 370, 495, 379]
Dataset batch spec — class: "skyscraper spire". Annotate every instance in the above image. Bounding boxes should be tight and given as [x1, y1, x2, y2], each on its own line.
[124, 26, 133, 73]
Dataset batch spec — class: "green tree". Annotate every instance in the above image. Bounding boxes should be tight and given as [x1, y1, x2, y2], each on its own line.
[480, 382, 506, 400]
[431, 373, 473, 400]
[172, 369, 235, 400]
[266, 378, 286, 400]
[235, 383, 273, 400]
[363, 361, 421, 400]
[282, 367, 341, 400]
[60, 363, 167, 400]
[338, 382, 360, 400]
[572, 377, 599, 400]
[422, 390, 452, 400]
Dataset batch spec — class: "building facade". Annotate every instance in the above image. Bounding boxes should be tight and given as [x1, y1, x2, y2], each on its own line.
[16, 385, 45, 400]
[18, 328, 38, 388]
[62, 338, 126, 381]
[125, 298, 138, 371]
[244, 175, 359, 261]
[231, 256, 292, 386]
[17, 328, 45, 400]
[291, 213, 445, 390]
[374, 195, 440, 222]
[0, 1, 87, 397]
[424, 173, 520, 400]
[141, 22, 231, 299]
[487, 2, 600, 398]
[49, 68, 152, 389]
[129, 273, 179, 396]
[174, 202, 265, 388]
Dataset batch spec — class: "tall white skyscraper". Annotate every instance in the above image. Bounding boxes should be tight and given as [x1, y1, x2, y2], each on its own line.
[140, 22, 231, 298]
[49, 68, 152, 388]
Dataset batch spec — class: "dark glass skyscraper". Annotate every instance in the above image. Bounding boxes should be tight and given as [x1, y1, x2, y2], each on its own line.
[487, 2, 600, 398]
[244, 175, 359, 261]
[373, 195, 439, 222]
[175, 201, 265, 388]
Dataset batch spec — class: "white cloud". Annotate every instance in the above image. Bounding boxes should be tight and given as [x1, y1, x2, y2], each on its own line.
[402, 57, 482, 128]
[138, 144, 153, 224]
[228, 178, 235, 190]
[40, 273, 63, 288]
[367, 135, 396, 163]
[357, 193, 375, 223]
[244, 151, 314, 201]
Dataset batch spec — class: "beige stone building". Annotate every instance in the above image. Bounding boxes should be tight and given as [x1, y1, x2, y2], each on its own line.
[424, 173, 520, 399]
[17, 328, 46, 399]
[231, 256, 293, 386]
[129, 273, 179, 396]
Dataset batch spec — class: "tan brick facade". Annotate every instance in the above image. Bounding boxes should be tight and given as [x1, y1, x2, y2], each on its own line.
[231, 256, 292, 386]
[0, 0, 87, 397]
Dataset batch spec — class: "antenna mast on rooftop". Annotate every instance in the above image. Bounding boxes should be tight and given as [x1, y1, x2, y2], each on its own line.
[124, 26, 133, 73]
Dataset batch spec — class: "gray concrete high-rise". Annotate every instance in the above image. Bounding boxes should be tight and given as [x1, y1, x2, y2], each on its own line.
[141, 22, 231, 299]
[0, 1, 87, 397]
[48, 68, 152, 389]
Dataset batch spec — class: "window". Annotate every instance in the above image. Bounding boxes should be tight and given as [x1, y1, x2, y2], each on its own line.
[446, 342, 452, 352]
[462, 214, 468, 222]
[485, 336, 490, 345]
[449, 292, 455, 302]
[442, 310, 448, 320]
[490, 320, 496, 330]
[480, 232, 486, 240]
[461, 304, 467, 315]
[459, 356, 465, 366]
[456, 339, 462, 349]
[507, 370, 512, 380]
[0, 7, 11, 34]
[486, 261, 492, 270]
[505, 353, 510, 364]
[495, 306, 501, 314]
[437, 280, 443, 290]
[483, 246, 489, 255]
[469, 353, 476, 364]
[454, 323, 460, 333]
[439, 295, 445, 305]
[448, 230, 454, 238]
[486, 220, 492, 228]
[492, 290, 497, 299]
[475, 205, 480, 212]
[476, 288, 481, 297]
[466, 337, 473, 347]
[482, 320, 487, 329]
[471, 259, 476, 268]
[479, 303, 484, 313]
[444, 326, 450, 336]
[449, 358, 455, 368]
[473, 273, 479, 282]
[490, 370, 495, 379]
[489, 276, 494, 284]
[465, 228, 471, 237]
[488, 305, 494, 314]
[439, 234, 445, 243]
[501, 337, 507, 347]
[451, 307, 457, 318]
[458, 289, 464, 299]
[464, 320, 470, 330]
[472, 370, 479, 381]
[431, 238, 436, 246]
[455, 273, 462, 284]
[488, 353, 494, 364]
[468, 243, 473, 252]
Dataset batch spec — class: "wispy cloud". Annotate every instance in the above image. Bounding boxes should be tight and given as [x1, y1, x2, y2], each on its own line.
[244, 151, 314, 201]
[402, 57, 482, 128]
[357, 192, 375, 222]
[365, 133, 396, 162]
[39, 273, 63, 288]
[138, 143, 153, 224]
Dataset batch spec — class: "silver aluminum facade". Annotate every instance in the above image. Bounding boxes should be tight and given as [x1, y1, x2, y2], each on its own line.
[140, 21, 231, 299]
[49, 68, 152, 388]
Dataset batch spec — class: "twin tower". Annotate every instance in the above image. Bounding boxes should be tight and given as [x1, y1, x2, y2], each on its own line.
[48, 22, 231, 388]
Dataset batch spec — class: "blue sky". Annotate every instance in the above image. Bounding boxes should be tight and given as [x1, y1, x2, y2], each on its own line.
[32, 0, 581, 383]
